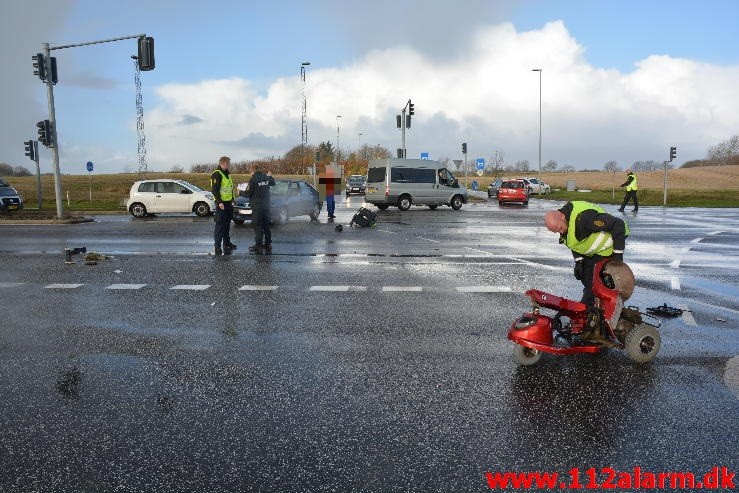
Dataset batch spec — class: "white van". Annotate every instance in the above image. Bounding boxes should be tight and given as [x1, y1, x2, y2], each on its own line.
[364, 158, 468, 211]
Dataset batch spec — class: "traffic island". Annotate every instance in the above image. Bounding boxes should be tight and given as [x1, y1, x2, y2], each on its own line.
[0, 210, 94, 224]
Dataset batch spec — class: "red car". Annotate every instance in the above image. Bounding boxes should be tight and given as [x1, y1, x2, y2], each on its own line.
[497, 179, 529, 205]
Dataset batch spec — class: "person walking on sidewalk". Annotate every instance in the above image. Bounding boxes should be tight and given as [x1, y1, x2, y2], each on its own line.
[211, 156, 237, 255]
[247, 164, 275, 254]
[618, 169, 638, 213]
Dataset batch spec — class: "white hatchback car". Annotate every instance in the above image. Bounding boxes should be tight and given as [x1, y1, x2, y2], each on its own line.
[127, 179, 216, 218]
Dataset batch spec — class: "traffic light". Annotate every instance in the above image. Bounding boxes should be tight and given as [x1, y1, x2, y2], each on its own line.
[24, 140, 36, 161]
[408, 101, 415, 116]
[50, 56, 58, 84]
[669, 146, 677, 161]
[462, 142, 467, 154]
[396, 115, 402, 128]
[37, 120, 53, 147]
[406, 114, 411, 128]
[32, 53, 46, 81]
[137, 36, 155, 71]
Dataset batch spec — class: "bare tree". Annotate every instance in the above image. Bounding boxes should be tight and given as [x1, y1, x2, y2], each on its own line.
[515, 160, 530, 172]
[169, 165, 185, 173]
[560, 164, 576, 173]
[707, 135, 739, 165]
[603, 160, 619, 172]
[543, 159, 558, 172]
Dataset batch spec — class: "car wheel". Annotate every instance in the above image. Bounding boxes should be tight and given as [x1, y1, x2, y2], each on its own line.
[129, 202, 147, 218]
[376, 204, 389, 210]
[193, 201, 211, 217]
[488, 191, 492, 198]
[499, 200, 504, 206]
[513, 345, 542, 366]
[523, 200, 529, 206]
[309, 202, 321, 220]
[450, 195, 463, 210]
[397, 195, 412, 211]
[233, 219, 245, 225]
[277, 207, 289, 225]
[428, 205, 438, 210]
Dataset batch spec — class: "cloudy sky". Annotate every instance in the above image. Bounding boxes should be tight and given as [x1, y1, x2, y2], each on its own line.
[2, 0, 739, 174]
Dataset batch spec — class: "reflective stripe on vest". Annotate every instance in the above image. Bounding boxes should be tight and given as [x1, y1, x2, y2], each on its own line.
[212, 169, 234, 201]
[565, 201, 614, 257]
[626, 173, 638, 191]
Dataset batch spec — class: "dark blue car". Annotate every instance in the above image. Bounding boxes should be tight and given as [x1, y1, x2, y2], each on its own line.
[233, 179, 322, 225]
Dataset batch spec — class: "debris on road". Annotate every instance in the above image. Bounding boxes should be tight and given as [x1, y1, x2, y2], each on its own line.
[646, 303, 687, 317]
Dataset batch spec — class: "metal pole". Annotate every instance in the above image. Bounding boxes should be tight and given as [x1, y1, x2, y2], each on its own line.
[301, 62, 310, 181]
[336, 115, 341, 165]
[535, 69, 542, 197]
[33, 141, 42, 209]
[401, 108, 406, 158]
[43, 43, 64, 219]
[464, 153, 468, 188]
[89, 172, 92, 203]
[663, 161, 668, 205]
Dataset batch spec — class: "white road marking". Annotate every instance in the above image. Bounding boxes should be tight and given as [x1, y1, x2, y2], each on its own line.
[239, 285, 279, 291]
[670, 259, 681, 269]
[677, 303, 697, 326]
[309, 285, 367, 292]
[456, 286, 513, 293]
[416, 236, 441, 243]
[708, 231, 725, 236]
[45, 283, 84, 289]
[106, 284, 147, 290]
[0, 282, 25, 288]
[382, 286, 423, 292]
[463, 247, 495, 256]
[170, 284, 211, 290]
[670, 276, 681, 290]
[690, 237, 704, 244]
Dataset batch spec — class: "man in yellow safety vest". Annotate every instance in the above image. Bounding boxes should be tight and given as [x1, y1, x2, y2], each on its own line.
[617, 169, 638, 213]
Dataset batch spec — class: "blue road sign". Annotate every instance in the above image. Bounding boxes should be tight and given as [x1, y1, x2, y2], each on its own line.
[86, 161, 94, 172]
[471, 180, 478, 191]
[476, 158, 485, 170]
[420, 152, 429, 160]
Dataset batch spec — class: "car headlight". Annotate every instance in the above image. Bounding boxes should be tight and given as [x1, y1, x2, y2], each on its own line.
[205, 194, 215, 200]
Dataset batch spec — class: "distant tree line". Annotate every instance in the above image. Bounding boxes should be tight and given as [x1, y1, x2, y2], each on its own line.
[0, 163, 32, 177]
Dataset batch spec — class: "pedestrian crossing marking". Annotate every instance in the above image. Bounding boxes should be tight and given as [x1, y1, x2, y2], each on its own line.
[107, 284, 147, 290]
[382, 286, 423, 292]
[239, 285, 279, 291]
[0, 282, 25, 288]
[45, 283, 84, 289]
[170, 284, 211, 290]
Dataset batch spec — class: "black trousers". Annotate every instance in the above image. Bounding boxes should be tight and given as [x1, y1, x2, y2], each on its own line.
[214, 203, 233, 247]
[253, 206, 271, 246]
[579, 254, 608, 306]
[620, 190, 638, 210]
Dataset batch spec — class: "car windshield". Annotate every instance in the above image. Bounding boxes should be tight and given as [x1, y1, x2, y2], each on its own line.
[180, 181, 203, 192]
[502, 181, 523, 188]
[0, 187, 17, 196]
[348, 176, 364, 184]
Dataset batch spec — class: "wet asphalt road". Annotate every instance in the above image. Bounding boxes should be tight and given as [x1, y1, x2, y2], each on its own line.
[1, 197, 737, 492]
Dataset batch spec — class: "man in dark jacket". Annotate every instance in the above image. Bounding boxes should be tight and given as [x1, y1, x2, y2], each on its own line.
[247, 164, 275, 254]
[617, 169, 638, 212]
[211, 156, 237, 255]
[544, 200, 629, 306]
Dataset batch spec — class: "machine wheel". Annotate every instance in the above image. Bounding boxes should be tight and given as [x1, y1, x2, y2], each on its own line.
[450, 194, 463, 210]
[309, 203, 321, 220]
[397, 195, 412, 211]
[625, 324, 661, 363]
[193, 202, 211, 217]
[376, 204, 389, 210]
[277, 207, 289, 225]
[513, 345, 543, 366]
[129, 202, 147, 218]
[428, 205, 438, 210]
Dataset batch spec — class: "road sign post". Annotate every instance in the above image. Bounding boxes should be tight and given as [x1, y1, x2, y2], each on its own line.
[87, 161, 94, 203]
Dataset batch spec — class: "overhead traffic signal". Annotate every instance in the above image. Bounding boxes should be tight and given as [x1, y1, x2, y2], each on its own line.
[24, 140, 36, 161]
[137, 36, 155, 71]
[408, 100, 415, 116]
[406, 115, 411, 128]
[396, 115, 402, 128]
[32, 53, 46, 81]
[669, 146, 677, 161]
[462, 142, 467, 154]
[37, 120, 53, 147]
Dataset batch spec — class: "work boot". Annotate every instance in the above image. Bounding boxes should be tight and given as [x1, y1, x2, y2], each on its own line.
[225, 242, 237, 250]
[632, 209, 638, 213]
[248, 244, 261, 252]
[264, 244, 272, 254]
[223, 246, 233, 255]
[214, 246, 223, 256]
[617, 208, 625, 212]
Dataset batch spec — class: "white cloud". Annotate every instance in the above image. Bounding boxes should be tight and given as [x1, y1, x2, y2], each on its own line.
[145, 21, 739, 169]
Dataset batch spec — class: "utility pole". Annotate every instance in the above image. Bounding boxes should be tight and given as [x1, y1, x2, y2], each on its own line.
[396, 99, 413, 158]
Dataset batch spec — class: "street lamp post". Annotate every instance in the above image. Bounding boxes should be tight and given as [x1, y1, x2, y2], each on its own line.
[532, 68, 542, 196]
[300, 61, 310, 182]
[336, 115, 342, 165]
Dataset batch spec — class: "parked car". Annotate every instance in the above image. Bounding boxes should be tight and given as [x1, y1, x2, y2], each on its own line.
[497, 179, 529, 205]
[365, 158, 467, 211]
[233, 179, 322, 225]
[521, 177, 551, 194]
[345, 175, 366, 195]
[126, 179, 215, 218]
[487, 178, 503, 198]
[0, 176, 24, 213]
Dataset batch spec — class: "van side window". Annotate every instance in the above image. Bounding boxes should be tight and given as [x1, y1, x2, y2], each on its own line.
[367, 168, 386, 183]
[391, 167, 435, 184]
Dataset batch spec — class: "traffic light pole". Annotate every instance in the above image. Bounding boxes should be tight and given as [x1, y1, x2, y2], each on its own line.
[42, 42, 64, 218]
[401, 107, 406, 158]
[33, 142, 41, 209]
